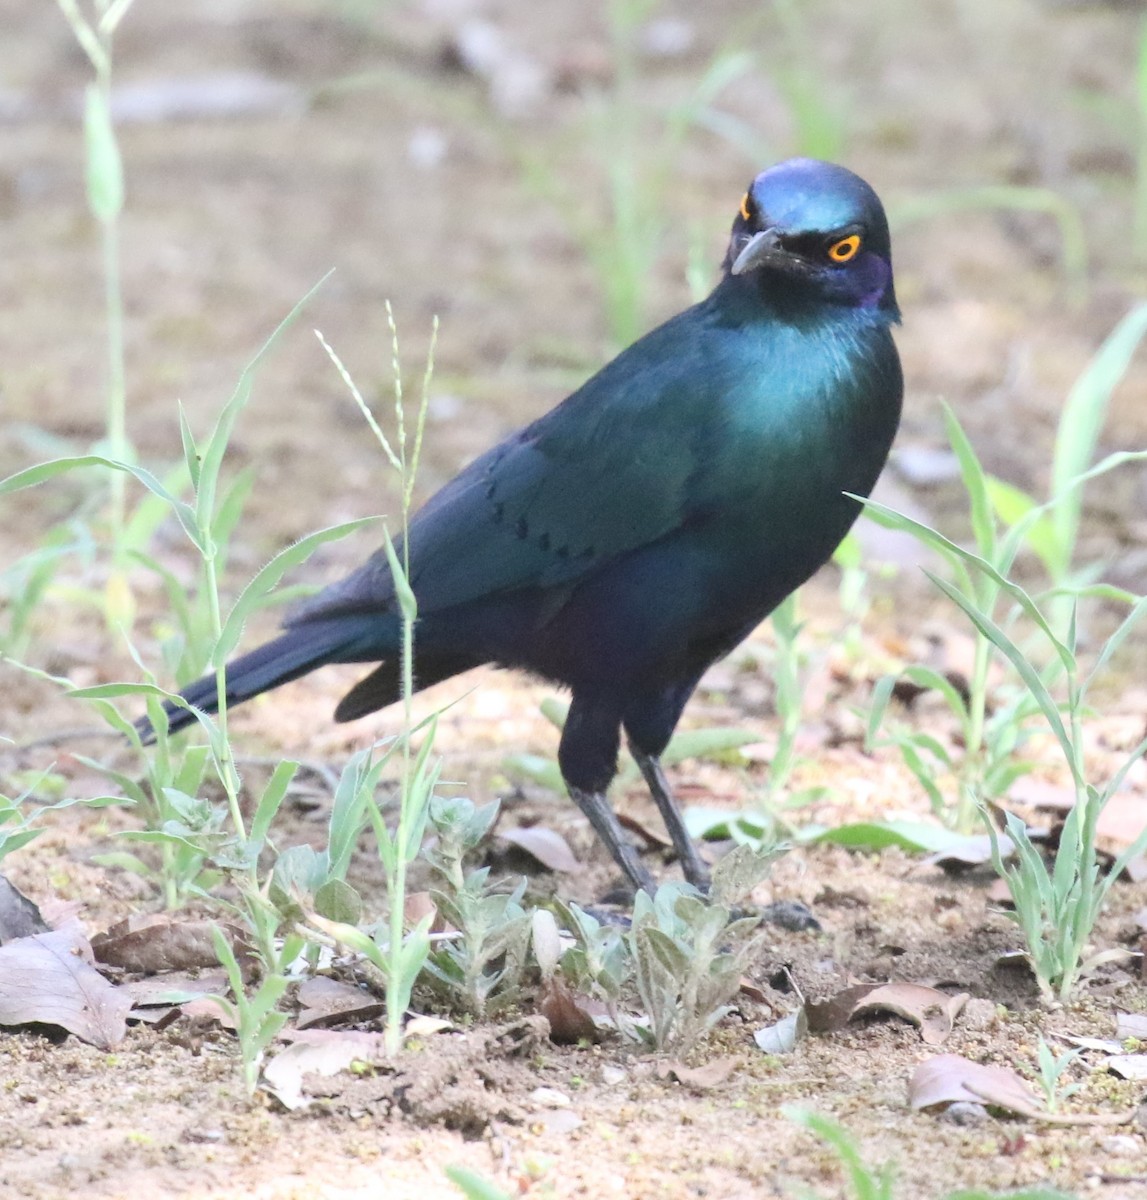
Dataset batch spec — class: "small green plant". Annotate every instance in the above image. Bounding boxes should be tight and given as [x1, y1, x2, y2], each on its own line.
[863, 449, 1147, 998]
[866, 405, 1052, 832]
[785, 1106, 1077, 1200]
[422, 796, 532, 1016]
[1033, 1037, 1084, 1113]
[550, 897, 631, 1024]
[627, 843, 776, 1052]
[445, 1166, 514, 1200]
[210, 924, 297, 1097]
[784, 1106, 895, 1200]
[54, 0, 136, 561]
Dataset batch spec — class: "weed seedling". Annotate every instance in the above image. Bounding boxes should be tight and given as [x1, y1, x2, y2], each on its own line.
[421, 796, 532, 1017]
[627, 843, 777, 1052]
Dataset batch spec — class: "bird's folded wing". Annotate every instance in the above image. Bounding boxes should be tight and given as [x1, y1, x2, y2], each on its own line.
[289, 369, 712, 626]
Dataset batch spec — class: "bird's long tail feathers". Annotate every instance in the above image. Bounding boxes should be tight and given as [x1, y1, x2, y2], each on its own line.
[140, 617, 384, 740]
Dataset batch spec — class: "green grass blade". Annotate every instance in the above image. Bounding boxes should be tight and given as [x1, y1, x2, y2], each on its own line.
[925, 572, 1078, 777]
[1050, 302, 1147, 574]
[216, 517, 376, 662]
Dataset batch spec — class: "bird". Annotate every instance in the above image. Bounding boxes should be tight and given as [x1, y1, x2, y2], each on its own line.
[148, 158, 903, 896]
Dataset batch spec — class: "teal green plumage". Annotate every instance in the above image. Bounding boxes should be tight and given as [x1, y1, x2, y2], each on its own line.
[148, 158, 903, 894]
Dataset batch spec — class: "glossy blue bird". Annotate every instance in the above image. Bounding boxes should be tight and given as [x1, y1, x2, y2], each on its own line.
[152, 158, 903, 894]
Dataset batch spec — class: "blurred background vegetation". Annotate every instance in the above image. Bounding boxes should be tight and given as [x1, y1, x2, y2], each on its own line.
[1, 0, 1146, 674]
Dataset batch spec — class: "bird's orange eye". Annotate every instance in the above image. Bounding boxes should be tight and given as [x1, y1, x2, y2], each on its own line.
[739, 193, 752, 222]
[827, 234, 861, 263]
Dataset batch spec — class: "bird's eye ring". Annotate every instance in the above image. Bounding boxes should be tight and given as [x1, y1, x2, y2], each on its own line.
[827, 234, 861, 263]
[739, 192, 752, 222]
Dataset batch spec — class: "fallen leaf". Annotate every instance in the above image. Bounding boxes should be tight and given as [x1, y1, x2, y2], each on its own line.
[616, 810, 672, 849]
[657, 1056, 739, 1089]
[498, 825, 580, 873]
[0, 927, 131, 1049]
[1116, 1012, 1147, 1042]
[92, 916, 245, 974]
[909, 1054, 1040, 1115]
[0, 874, 48, 943]
[296, 976, 385, 1030]
[403, 1015, 453, 1040]
[910, 1054, 1137, 1126]
[807, 982, 966, 1044]
[125, 969, 228, 1008]
[925, 833, 1015, 871]
[539, 975, 600, 1044]
[754, 1007, 808, 1054]
[1103, 1055, 1147, 1080]
[738, 976, 769, 1004]
[263, 1028, 387, 1110]
[1058, 1034, 1123, 1055]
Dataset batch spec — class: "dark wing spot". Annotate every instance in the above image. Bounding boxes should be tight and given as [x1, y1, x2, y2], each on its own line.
[493, 503, 505, 524]
[538, 532, 550, 552]
[578, 546, 595, 560]
[485, 481, 497, 500]
[515, 515, 529, 540]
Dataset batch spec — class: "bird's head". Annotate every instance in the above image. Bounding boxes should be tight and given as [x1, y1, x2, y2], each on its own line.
[723, 158, 897, 317]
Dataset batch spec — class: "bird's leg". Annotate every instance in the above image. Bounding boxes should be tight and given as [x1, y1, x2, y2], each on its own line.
[566, 786, 656, 896]
[629, 745, 711, 890]
[560, 693, 656, 895]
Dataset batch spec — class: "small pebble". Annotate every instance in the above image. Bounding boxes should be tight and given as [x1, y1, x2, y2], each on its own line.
[941, 1101, 988, 1126]
[529, 1087, 571, 1109]
[1101, 1135, 1140, 1158]
[600, 1065, 626, 1086]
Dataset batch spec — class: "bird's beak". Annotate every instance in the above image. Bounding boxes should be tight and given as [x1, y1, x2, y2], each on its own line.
[730, 228, 785, 276]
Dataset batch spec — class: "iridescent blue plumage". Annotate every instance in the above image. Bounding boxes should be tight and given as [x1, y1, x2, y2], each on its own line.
[151, 158, 903, 893]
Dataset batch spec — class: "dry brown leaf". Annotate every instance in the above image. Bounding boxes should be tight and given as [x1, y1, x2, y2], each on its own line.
[754, 1007, 808, 1054]
[180, 995, 237, 1030]
[909, 1053, 1040, 1115]
[0, 927, 131, 1049]
[539, 975, 600, 1044]
[910, 1054, 1137, 1126]
[498, 825, 581, 873]
[616, 810, 672, 849]
[738, 976, 769, 1004]
[807, 982, 966, 1044]
[657, 1056, 739, 1089]
[263, 1029, 387, 1110]
[296, 976, 385, 1030]
[1102, 1055, 1147, 1080]
[1116, 1012, 1147, 1042]
[925, 834, 1014, 871]
[125, 970, 228, 1011]
[0, 874, 48, 943]
[92, 916, 245, 974]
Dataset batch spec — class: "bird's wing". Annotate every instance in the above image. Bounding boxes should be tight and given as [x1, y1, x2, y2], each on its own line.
[291, 309, 723, 625]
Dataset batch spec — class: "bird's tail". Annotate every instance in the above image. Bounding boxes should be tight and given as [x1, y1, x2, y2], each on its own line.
[139, 616, 385, 741]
